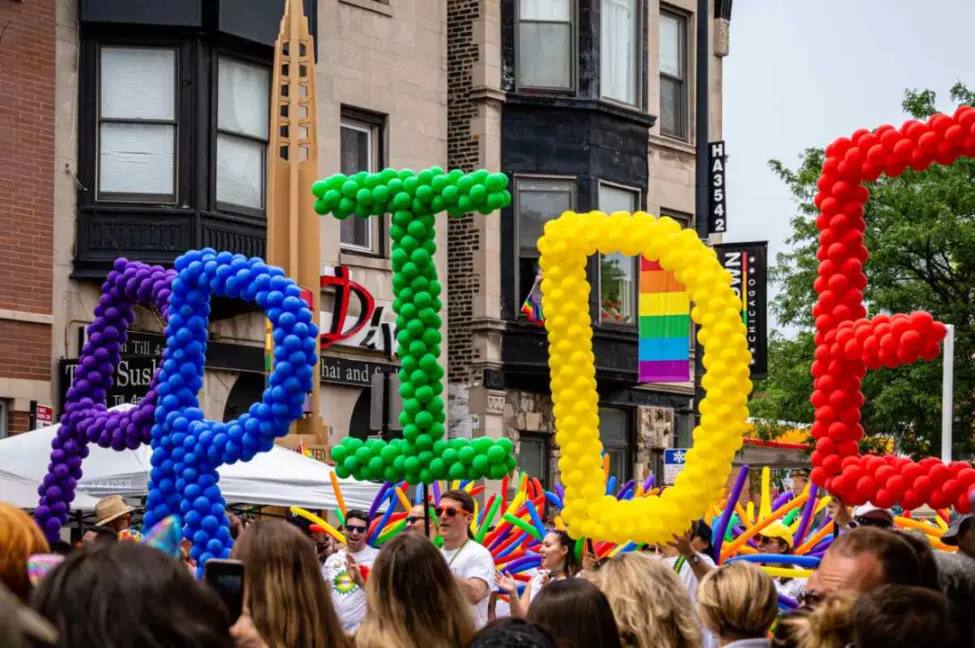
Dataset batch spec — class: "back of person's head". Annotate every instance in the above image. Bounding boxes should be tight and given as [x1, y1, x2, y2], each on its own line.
[894, 530, 940, 591]
[936, 551, 975, 622]
[697, 562, 778, 642]
[30, 542, 231, 648]
[0, 581, 57, 648]
[527, 578, 624, 648]
[828, 527, 922, 588]
[84, 526, 118, 546]
[466, 618, 556, 648]
[775, 592, 856, 648]
[852, 585, 969, 648]
[0, 503, 50, 602]
[231, 520, 348, 648]
[585, 552, 701, 648]
[357, 532, 474, 648]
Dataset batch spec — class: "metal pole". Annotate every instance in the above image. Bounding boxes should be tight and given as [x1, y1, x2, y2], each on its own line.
[941, 324, 955, 463]
[423, 483, 431, 538]
[693, 0, 710, 426]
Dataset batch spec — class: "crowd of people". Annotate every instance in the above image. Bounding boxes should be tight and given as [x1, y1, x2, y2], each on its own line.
[2, 486, 975, 648]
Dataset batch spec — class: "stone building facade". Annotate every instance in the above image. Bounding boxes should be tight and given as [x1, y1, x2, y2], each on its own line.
[446, 0, 728, 488]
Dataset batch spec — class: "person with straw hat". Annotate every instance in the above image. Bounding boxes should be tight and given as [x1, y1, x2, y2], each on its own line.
[93, 495, 136, 534]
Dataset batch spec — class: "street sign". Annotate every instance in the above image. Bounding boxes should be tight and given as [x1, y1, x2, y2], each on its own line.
[664, 447, 689, 485]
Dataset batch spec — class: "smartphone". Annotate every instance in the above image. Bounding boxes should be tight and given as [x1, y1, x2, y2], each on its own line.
[204, 559, 245, 624]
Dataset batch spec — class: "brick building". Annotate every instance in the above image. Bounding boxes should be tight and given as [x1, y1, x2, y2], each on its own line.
[445, 0, 728, 486]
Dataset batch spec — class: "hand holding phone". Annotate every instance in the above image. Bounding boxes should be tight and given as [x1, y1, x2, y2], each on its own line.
[204, 559, 245, 624]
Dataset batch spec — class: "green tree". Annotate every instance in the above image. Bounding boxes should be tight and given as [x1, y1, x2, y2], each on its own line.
[750, 83, 975, 460]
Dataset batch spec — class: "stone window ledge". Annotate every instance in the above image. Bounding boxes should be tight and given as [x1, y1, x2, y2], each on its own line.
[338, 0, 393, 17]
[338, 251, 393, 272]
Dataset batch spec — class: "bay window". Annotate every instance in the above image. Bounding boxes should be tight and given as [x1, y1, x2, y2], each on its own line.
[216, 57, 271, 213]
[97, 47, 178, 202]
[600, 0, 639, 106]
[339, 112, 385, 254]
[517, 0, 574, 90]
[515, 178, 575, 307]
[598, 183, 639, 325]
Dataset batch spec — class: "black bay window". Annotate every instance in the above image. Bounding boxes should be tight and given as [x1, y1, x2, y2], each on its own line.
[73, 0, 317, 280]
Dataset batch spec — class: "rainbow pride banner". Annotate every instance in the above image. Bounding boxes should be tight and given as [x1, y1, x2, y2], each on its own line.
[638, 257, 690, 382]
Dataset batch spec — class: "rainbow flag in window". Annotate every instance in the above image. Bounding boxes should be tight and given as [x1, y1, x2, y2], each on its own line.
[638, 257, 690, 383]
[521, 277, 544, 326]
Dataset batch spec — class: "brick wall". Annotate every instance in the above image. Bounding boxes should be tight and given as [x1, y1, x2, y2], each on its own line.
[9, 410, 30, 435]
[446, 0, 481, 432]
[0, 0, 57, 432]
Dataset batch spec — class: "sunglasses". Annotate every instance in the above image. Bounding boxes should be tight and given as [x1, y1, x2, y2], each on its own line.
[435, 506, 465, 518]
[406, 516, 420, 525]
[854, 516, 893, 529]
[345, 524, 368, 534]
[641, 545, 662, 554]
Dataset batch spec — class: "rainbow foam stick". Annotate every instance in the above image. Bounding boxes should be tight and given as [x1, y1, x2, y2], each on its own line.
[330, 471, 348, 517]
[500, 475, 510, 513]
[772, 491, 794, 511]
[545, 490, 563, 509]
[713, 465, 749, 561]
[368, 481, 394, 519]
[526, 501, 547, 539]
[376, 519, 408, 545]
[476, 495, 502, 543]
[759, 467, 772, 520]
[334, 508, 346, 527]
[433, 480, 442, 505]
[394, 486, 412, 511]
[722, 491, 810, 560]
[605, 476, 617, 497]
[638, 257, 690, 382]
[603, 454, 611, 480]
[795, 521, 834, 555]
[643, 474, 655, 491]
[368, 491, 400, 545]
[793, 484, 819, 546]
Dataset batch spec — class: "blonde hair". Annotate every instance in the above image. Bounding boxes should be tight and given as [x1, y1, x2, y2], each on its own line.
[231, 520, 349, 648]
[356, 533, 474, 648]
[586, 552, 702, 648]
[0, 503, 49, 602]
[778, 592, 855, 648]
[697, 562, 778, 641]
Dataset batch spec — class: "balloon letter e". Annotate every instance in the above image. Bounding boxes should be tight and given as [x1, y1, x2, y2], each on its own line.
[540, 211, 752, 544]
[809, 110, 975, 512]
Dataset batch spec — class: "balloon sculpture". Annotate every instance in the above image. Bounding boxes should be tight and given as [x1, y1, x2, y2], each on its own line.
[809, 109, 975, 512]
[314, 168, 517, 484]
[538, 211, 752, 543]
[36, 251, 320, 568]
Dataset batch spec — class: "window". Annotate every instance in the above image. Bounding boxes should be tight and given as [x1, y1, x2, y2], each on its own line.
[601, 0, 639, 105]
[517, 433, 550, 488]
[599, 407, 632, 482]
[515, 178, 575, 305]
[517, 0, 573, 90]
[97, 46, 177, 202]
[340, 116, 382, 253]
[659, 209, 691, 231]
[598, 184, 639, 325]
[659, 10, 687, 139]
[216, 57, 271, 212]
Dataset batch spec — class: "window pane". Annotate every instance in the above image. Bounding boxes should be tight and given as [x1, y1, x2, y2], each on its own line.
[660, 76, 683, 137]
[518, 437, 547, 486]
[341, 125, 373, 175]
[599, 407, 628, 444]
[599, 185, 638, 324]
[607, 449, 627, 483]
[99, 123, 175, 196]
[341, 217, 372, 250]
[601, 0, 637, 105]
[659, 13, 683, 78]
[599, 184, 637, 214]
[517, 180, 574, 258]
[518, 23, 572, 89]
[218, 58, 270, 140]
[100, 47, 176, 121]
[520, 0, 570, 21]
[216, 134, 264, 209]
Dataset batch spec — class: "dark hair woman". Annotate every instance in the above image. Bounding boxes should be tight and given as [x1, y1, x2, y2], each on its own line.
[527, 578, 623, 648]
[496, 529, 581, 618]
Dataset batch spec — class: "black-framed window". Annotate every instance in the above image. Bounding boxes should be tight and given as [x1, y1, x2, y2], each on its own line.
[659, 8, 688, 139]
[215, 56, 271, 214]
[97, 46, 179, 203]
[659, 208, 691, 230]
[598, 183, 639, 326]
[516, 0, 574, 91]
[599, 406, 632, 482]
[517, 432, 551, 488]
[514, 177, 576, 309]
[340, 108, 385, 255]
[601, 0, 641, 106]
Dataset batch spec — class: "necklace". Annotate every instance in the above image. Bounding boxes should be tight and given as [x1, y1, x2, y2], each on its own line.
[446, 539, 469, 568]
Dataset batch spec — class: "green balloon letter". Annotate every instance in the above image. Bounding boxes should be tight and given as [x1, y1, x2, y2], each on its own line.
[313, 168, 516, 484]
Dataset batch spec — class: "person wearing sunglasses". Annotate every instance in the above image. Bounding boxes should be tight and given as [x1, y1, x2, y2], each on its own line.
[438, 489, 496, 630]
[827, 497, 895, 535]
[754, 522, 807, 600]
[321, 508, 379, 634]
[407, 503, 440, 541]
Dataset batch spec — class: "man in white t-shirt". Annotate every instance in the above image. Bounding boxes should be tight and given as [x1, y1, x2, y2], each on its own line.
[322, 509, 380, 633]
[438, 489, 495, 629]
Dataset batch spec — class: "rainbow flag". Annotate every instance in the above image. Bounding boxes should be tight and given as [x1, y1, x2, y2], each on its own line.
[521, 278, 544, 326]
[638, 257, 690, 382]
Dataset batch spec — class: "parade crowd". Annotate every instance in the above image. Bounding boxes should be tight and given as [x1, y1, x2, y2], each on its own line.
[2, 485, 975, 648]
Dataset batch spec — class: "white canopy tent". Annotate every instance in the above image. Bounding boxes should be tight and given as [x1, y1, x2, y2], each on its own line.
[0, 405, 380, 510]
[0, 471, 101, 510]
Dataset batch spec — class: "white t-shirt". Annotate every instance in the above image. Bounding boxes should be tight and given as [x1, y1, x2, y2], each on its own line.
[441, 540, 495, 629]
[775, 574, 807, 601]
[322, 545, 380, 633]
[664, 552, 718, 648]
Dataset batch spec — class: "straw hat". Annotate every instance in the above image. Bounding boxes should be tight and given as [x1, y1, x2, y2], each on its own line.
[94, 495, 135, 526]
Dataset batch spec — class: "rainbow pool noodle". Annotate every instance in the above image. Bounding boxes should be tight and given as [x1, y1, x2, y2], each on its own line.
[527, 501, 547, 539]
[778, 594, 798, 610]
[506, 554, 541, 573]
[433, 480, 442, 505]
[793, 484, 818, 546]
[368, 490, 400, 545]
[712, 465, 749, 562]
[545, 491, 563, 509]
[642, 475, 655, 491]
[605, 476, 617, 496]
[772, 491, 794, 510]
[727, 554, 820, 569]
[555, 484, 565, 500]
[368, 481, 394, 520]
